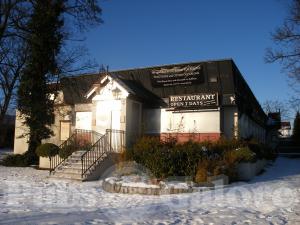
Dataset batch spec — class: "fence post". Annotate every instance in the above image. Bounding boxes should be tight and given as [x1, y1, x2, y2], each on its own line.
[49, 157, 52, 175]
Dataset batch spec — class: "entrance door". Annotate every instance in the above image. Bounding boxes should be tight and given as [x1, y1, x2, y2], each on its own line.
[96, 100, 121, 134]
[109, 110, 123, 152]
[111, 110, 121, 130]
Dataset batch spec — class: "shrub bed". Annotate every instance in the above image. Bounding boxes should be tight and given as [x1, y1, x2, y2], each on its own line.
[1, 154, 28, 167]
[124, 137, 277, 183]
[36, 143, 60, 159]
[0, 150, 37, 167]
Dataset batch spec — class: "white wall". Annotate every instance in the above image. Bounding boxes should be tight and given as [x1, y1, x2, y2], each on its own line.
[40, 105, 73, 168]
[279, 127, 291, 137]
[14, 106, 73, 168]
[13, 110, 29, 155]
[92, 78, 128, 135]
[94, 99, 123, 134]
[43, 105, 73, 146]
[160, 109, 220, 133]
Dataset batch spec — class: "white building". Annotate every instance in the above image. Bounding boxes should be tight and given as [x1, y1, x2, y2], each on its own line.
[14, 59, 267, 169]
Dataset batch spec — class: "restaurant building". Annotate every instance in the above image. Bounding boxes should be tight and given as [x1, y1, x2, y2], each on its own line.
[14, 59, 267, 167]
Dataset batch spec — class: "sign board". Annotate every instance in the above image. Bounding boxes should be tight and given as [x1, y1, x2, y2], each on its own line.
[151, 65, 203, 87]
[169, 93, 218, 110]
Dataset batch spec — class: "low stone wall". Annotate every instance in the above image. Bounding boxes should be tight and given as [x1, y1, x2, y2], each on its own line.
[102, 175, 228, 195]
[237, 159, 268, 181]
[102, 180, 196, 195]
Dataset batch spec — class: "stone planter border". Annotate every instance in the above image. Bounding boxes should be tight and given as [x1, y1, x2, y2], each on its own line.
[102, 179, 215, 195]
[102, 174, 230, 195]
[237, 159, 268, 181]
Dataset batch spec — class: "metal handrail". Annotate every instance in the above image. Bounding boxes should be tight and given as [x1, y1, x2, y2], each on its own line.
[106, 129, 125, 152]
[81, 129, 125, 178]
[81, 134, 107, 178]
[49, 129, 102, 174]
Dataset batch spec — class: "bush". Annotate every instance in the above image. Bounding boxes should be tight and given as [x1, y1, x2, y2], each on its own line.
[59, 144, 75, 159]
[36, 143, 59, 159]
[77, 139, 92, 151]
[1, 154, 28, 167]
[130, 137, 207, 179]
[211, 138, 245, 155]
[58, 139, 92, 159]
[127, 137, 271, 182]
[247, 141, 264, 159]
[232, 147, 257, 163]
[166, 141, 201, 177]
[194, 165, 207, 183]
[246, 140, 277, 161]
[262, 145, 277, 160]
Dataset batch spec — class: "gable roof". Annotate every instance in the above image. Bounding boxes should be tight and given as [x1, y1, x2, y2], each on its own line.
[58, 59, 266, 124]
[60, 73, 102, 105]
[111, 74, 166, 107]
[85, 73, 166, 107]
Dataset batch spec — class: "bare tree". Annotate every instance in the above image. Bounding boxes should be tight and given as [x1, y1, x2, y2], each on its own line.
[0, 37, 27, 124]
[0, 0, 29, 125]
[265, 0, 300, 96]
[0, 0, 102, 126]
[263, 99, 291, 121]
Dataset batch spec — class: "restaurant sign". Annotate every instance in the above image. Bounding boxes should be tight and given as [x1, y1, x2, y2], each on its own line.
[151, 65, 203, 87]
[169, 93, 218, 110]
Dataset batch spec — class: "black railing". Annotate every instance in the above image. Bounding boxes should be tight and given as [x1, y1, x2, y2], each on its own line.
[106, 129, 125, 153]
[50, 129, 102, 174]
[81, 129, 125, 178]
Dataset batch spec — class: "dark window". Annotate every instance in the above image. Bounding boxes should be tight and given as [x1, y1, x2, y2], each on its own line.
[209, 75, 218, 83]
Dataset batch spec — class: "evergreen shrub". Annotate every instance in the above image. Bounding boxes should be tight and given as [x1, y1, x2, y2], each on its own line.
[126, 136, 274, 182]
[59, 143, 75, 159]
[1, 154, 28, 167]
[36, 143, 59, 159]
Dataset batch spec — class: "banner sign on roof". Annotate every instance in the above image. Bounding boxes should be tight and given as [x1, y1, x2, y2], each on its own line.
[151, 65, 204, 87]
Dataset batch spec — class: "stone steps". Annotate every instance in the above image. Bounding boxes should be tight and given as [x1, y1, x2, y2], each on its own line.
[50, 150, 108, 181]
[58, 167, 82, 174]
[50, 172, 83, 181]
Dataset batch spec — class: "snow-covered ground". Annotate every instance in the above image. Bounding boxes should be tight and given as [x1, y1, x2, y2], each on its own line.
[0, 157, 300, 225]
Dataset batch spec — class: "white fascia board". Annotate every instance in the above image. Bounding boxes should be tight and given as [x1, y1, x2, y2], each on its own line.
[100, 75, 110, 84]
[92, 78, 129, 101]
[86, 86, 98, 99]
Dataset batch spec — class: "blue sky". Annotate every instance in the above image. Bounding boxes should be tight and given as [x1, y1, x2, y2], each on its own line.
[84, 0, 291, 106]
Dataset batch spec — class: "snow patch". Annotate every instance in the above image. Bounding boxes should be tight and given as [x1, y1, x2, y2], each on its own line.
[0, 157, 300, 224]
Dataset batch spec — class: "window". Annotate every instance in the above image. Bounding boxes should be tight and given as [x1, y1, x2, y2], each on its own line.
[75, 112, 92, 130]
[209, 75, 218, 83]
[60, 121, 71, 141]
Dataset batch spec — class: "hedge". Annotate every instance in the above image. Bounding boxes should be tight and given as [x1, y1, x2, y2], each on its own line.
[124, 137, 277, 182]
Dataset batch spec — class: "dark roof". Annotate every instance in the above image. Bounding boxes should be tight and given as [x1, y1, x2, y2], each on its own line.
[58, 59, 266, 125]
[232, 62, 268, 125]
[109, 74, 166, 107]
[281, 122, 291, 128]
[111, 60, 235, 98]
[61, 59, 234, 105]
[267, 112, 281, 128]
[268, 112, 281, 121]
[60, 73, 102, 104]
